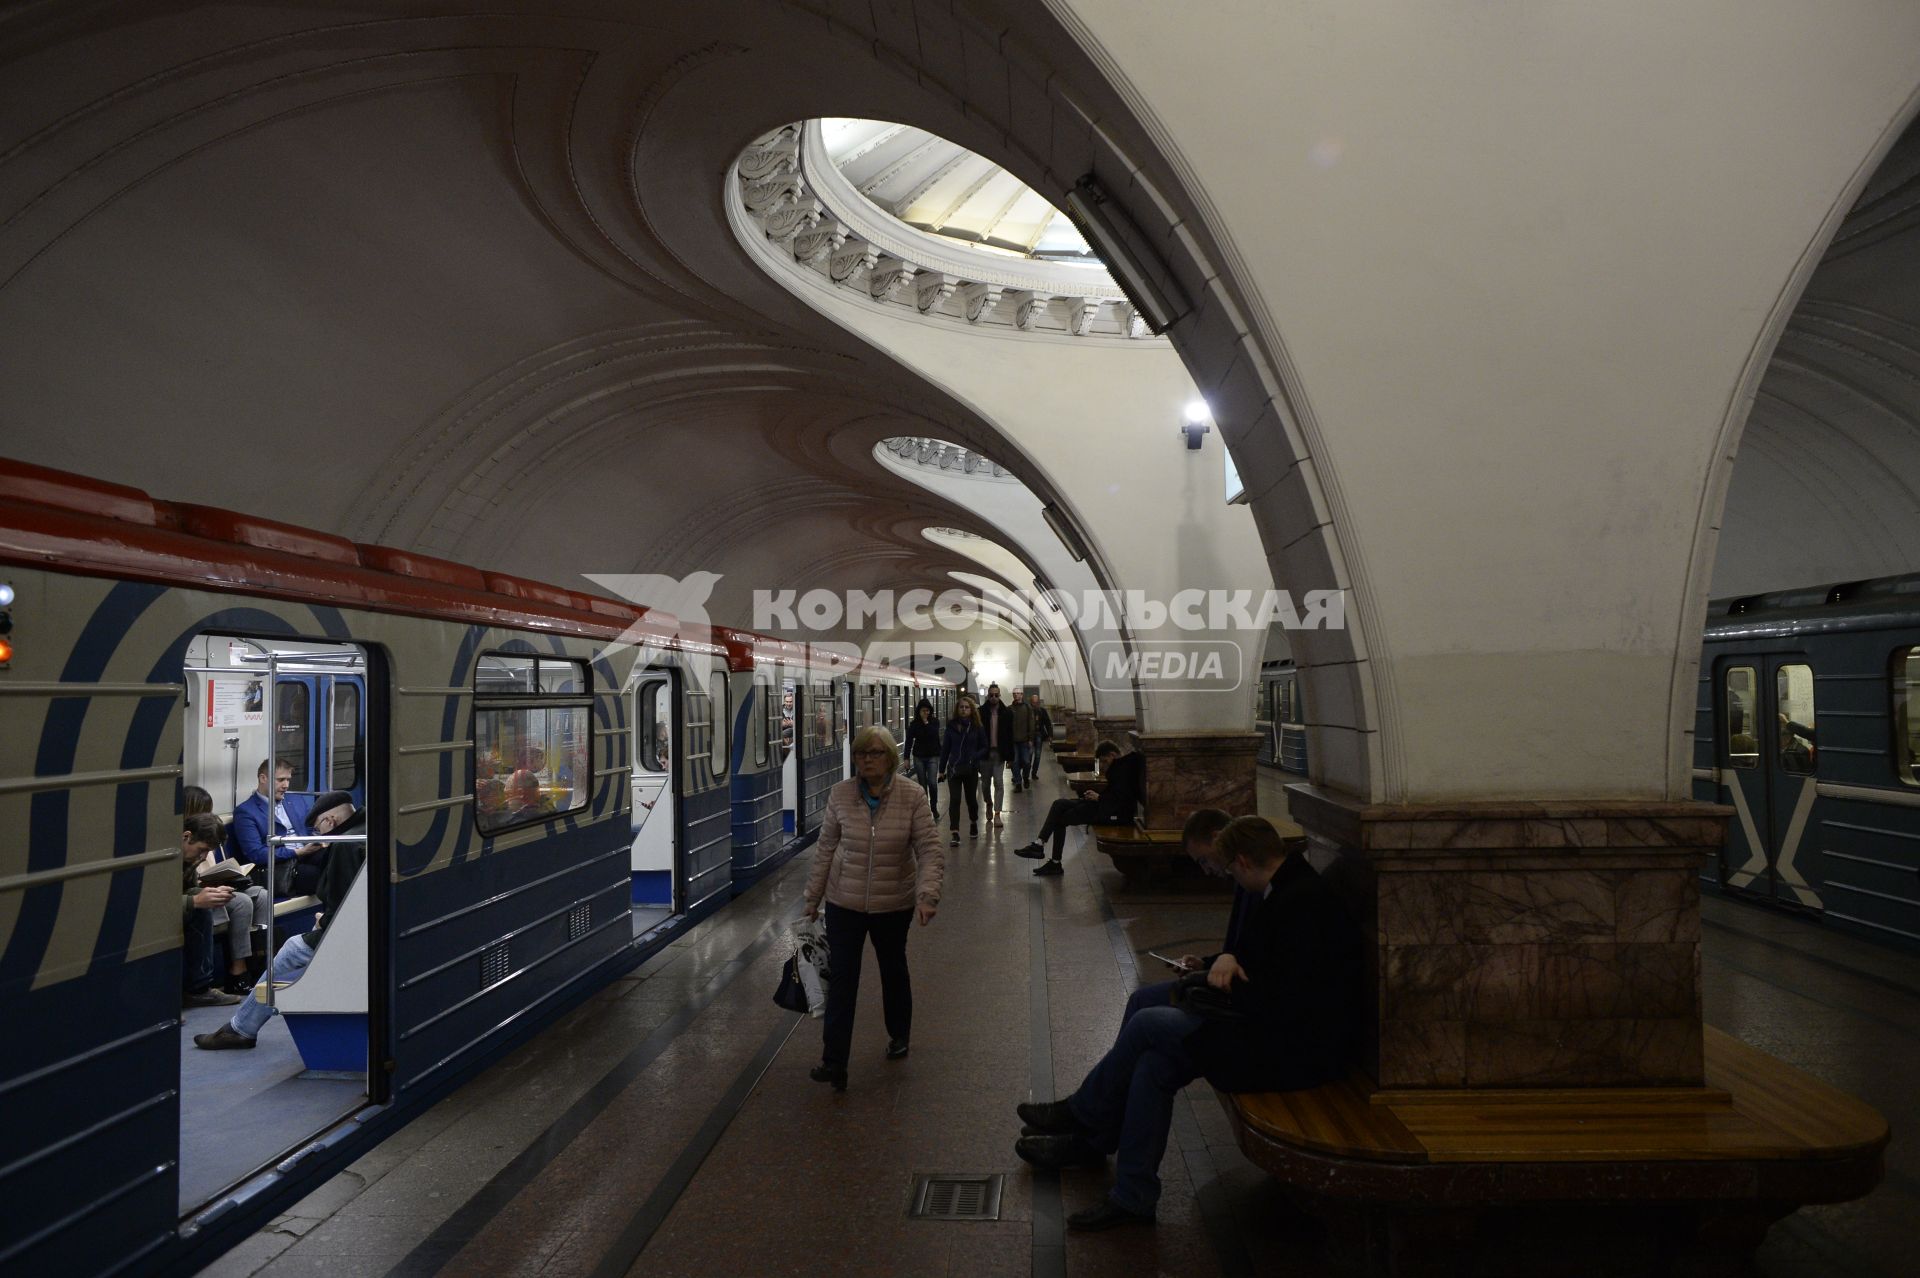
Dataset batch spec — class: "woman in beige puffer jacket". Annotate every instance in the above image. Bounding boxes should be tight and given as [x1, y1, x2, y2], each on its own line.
[803, 724, 944, 1091]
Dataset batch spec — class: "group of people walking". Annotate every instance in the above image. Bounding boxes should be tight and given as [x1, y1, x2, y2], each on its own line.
[902, 683, 1054, 845]
[799, 692, 1362, 1235]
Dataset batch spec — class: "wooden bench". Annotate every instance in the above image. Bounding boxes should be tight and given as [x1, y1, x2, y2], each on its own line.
[1063, 771, 1107, 794]
[1091, 822, 1188, 885]
[1222, 1026, 1887, 1274]
[1055, 751, 1095, 773]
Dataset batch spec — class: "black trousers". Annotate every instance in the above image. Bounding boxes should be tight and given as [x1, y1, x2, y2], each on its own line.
[183, 908, 217, 993]
[1038, 797, 1103, 859]
[821, 902, 914, 1068]
[946, 772, 979, 830]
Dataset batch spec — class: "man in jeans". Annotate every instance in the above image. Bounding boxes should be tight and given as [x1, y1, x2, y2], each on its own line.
[1011, 817, 1361, 1229]
[195, 791, 367, 1050]
[1009, 690, 1034, 794]
[978, 684, 1011, 825]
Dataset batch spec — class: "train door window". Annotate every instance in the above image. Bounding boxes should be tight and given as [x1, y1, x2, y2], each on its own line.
[709, 671, 730, 776]
[473, 654, 592, 834]
[640, 681, 671, 772]
[277, 682, 310, 789]
[753, 677, 771, 768]
[1775, 664, 1816, 775]
[329, 681, 362, 792]
[1724, 666, 1759, 769]
[780, 678, 795, 758]
[1894, 648, 1920, 786]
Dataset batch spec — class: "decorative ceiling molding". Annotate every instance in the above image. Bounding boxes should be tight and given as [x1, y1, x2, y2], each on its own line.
[732, 120, 1162, 342]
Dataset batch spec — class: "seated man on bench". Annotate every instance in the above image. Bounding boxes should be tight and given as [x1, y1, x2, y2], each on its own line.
[1013, 739, 1144, 877]
[1012, 816, 1362, 1230]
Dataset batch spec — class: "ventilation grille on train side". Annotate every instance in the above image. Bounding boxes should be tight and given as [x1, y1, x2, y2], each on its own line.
[567, 902, 592, 941]
[907, 1174, 1004, 1221]
[480, 941, 510, 988]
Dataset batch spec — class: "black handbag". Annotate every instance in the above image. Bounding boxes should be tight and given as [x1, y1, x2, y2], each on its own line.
[772, 955, 810, 1013]
[1170, 971, 1250, 1023]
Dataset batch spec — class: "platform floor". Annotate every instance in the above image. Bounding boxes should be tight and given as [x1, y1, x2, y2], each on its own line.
[199, 769, 1917, 1278]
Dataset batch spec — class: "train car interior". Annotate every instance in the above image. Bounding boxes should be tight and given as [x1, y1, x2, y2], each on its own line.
[177, 635, 376, 1216]
[779, 675, 799, 834]
[627, 668, 676, 938]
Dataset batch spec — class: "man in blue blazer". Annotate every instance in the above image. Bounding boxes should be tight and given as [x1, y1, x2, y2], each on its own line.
[231, 758, 315, 896]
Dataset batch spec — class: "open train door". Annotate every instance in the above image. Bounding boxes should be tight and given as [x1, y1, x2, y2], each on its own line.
[629, 669, 678, 936]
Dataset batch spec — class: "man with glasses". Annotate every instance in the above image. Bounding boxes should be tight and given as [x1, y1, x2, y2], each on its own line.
[1118, 809, 1253, 1022]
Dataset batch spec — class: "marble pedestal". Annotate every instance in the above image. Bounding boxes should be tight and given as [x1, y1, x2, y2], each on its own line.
[1132, 731, 1260, 830]
[1288, 785, 1728, 1088]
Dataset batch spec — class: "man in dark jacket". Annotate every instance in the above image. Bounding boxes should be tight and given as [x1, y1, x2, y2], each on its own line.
[1012, 816, 1361, 1229]
[1012, 740, 1144, 876]
[1026, 697, 1054, 785]
[194, 790, 369, 1050]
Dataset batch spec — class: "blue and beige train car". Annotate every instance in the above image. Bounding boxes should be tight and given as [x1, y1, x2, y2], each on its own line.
[0, 460, 859, 1275]
[1254, 659, 1309, 777]
[1692, 573, 1920, 947]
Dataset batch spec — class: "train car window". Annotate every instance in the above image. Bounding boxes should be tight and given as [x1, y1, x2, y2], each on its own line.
[1775, 664, 1816, 775]
[1723, 667, 1759, 769]
[810, 681, 833, 752]
[640, 682, 671, 773]
[780, 679, 795, 758]
[709, 671, 730, 776]
[1892, 648, 1919, 786]
[330, 681, 362, 791]
[474, 654, 592, 834]
[277, 682, 309, 789]
[753, 676, 771, 768]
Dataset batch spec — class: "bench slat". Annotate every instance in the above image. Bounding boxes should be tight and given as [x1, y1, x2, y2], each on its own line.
[1228, 1024, 1889, 1167]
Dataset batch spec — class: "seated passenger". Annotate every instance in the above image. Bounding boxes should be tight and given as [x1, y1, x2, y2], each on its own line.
[194, 791, 367, 1050]
[1779, 713, 1816, 771]
[1116, 809, 1242, 1019]
[476, 776, 507, 824]
[230, 759, 314, 896]
[508, 769, 555, 819]
[181, 813, 242, 1009]
[1012, 739, 1145, 876]
[1012, 816, 1362, 1230]
[184, 800, 275, 995]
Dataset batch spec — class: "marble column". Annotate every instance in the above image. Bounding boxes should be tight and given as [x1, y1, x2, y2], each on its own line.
[1090, 714, 1136, 753]
[1288, 785, 1725, 1089]
[1132, 731, 1260, 830]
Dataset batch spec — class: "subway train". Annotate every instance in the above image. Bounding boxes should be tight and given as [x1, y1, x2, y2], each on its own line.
[1692, 572, 1920, 947]
[1254, 660, 1309, 777]
[0, 459, 954, 1276]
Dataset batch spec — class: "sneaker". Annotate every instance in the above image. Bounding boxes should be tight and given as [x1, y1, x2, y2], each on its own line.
[950, 830, 960, 847]
[970, 822, 979, 839]
[809, 1064, 848, 1092]
[183, 988, 241, 1008]
[886, 1038, 910, 1060]
[193, 1024, 256, 1050]
[1013, 842, 1045, 860]
[1034, 860, 1064, 877]
[1014, 1133, 1106, 1171]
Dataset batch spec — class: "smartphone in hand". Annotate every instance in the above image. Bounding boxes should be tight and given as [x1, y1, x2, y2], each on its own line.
[1147, 951, 1185, 970]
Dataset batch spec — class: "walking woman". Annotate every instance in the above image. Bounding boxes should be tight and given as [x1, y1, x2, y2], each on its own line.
[938, 695, 988, 846]
[803, 725, 945, 1091]
[904, 698, 943, 820]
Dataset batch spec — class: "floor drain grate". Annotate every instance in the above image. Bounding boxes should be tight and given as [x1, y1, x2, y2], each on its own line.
[907, 1173, 1004, 1221]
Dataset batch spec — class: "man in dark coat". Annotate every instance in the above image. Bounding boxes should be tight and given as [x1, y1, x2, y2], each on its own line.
[1012, 739, 1144, 876]
[1012, 816, 1362, 1229]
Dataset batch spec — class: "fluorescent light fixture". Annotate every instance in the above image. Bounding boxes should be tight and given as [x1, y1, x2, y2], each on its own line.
[1062, 177, 1188, 334]
[1040, 502, 1088, 563]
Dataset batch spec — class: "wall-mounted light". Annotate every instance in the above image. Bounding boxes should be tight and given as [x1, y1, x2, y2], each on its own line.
[1181, 399, 1211, 450]
[1040, 502, 1088, 563]
[1062, 176, 1189, 334]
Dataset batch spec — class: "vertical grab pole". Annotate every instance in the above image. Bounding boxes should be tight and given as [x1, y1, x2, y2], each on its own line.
[262, 649, 278, 1014]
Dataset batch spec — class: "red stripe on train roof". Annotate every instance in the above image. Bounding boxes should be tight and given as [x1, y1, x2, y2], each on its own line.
[0, 457, 953, 685]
